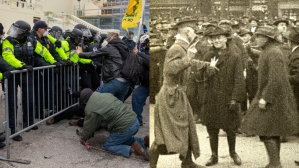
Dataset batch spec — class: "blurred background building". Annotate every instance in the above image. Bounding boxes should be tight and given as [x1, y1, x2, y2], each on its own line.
[0, 0, 150, 37]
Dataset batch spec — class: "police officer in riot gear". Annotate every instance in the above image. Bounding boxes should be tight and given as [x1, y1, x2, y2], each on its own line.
[2, 20, 59, 141]
[30, 21, 62, 118]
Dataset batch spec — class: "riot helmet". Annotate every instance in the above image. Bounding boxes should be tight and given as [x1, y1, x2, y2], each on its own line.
[7, 20, 31, 40]
[69, 28, 83, 46]
[74, 24, 92, 37]
[62, 29, 72, 39]
[49, 26, 63, 40]
[127, 31, 134, 40]
[89, 28, 100, 42]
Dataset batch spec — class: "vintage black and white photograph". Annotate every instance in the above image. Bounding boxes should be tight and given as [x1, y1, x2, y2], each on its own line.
[149, 0, 299, 167]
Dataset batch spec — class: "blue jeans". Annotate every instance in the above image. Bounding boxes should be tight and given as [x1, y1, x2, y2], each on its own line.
[103, 118, 145, 157]
[96, 79, 129, 102]
[132, 84, 149, 122]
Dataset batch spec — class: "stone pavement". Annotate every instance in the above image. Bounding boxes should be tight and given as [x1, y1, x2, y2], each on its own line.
[150, 104, 299, 168]
[0, 89, 149, 168]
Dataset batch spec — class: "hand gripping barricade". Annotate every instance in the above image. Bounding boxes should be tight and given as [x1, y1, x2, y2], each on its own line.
[1, 64, 80, 164]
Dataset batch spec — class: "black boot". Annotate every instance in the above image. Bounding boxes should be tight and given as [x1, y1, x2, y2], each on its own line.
[0, 143, 5, 149]
[227, 133, 242, 165]
[264, 139, 282, 168]
[181, 145, 205, 168]
[11, 129, 22, 141]
[149, 142, 161, 168]
[0, 136, 5, 143]
[206, 135, 219, 166]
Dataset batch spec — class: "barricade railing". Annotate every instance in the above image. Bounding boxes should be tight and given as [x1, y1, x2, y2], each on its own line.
[2, 64, 80, 162]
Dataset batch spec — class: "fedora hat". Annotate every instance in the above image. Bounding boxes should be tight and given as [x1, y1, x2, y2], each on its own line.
[254, 26, 278, 40]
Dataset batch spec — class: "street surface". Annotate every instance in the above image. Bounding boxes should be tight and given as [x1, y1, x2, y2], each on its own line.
[150, 104, 299, 168]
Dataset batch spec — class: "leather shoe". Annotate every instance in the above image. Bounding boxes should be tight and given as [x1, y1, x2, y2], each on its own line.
[0, 143, 5, 149]
[206, 155, 218, 166]
[230, 152, 242, 165]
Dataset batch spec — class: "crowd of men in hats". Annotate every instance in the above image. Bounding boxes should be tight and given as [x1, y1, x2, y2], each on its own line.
[150, 6, 299, 168]
[0, 20, 150, 161]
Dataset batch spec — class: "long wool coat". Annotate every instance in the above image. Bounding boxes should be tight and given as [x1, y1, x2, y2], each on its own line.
[154, 39, 200, 159]
[242, 42, 299, 136]
[202, 43, 246, 130]
[288, 47, 299, 111]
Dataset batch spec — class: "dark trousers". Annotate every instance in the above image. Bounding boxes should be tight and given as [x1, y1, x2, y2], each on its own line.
[53, 106, 85, 123]
[7, 72, 34, 129]
[34, 69, 55, 118]
[207, 126, 237, 155]
[81, 69, 101, 91]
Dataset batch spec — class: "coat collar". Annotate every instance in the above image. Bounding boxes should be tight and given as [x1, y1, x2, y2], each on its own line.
[213, 43, 230, 66]
[175, 38, 189, 52]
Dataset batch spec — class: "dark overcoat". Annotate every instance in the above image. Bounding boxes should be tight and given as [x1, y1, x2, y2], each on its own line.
[246, 47, 261, 101]
[289, 47, 299, 110]
[242, 42, 299, 136]
[202, 43, 246, 130]
[154, 39, 200, 159]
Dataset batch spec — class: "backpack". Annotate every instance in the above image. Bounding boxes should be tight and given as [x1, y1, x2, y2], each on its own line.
[121, 51, 144, 84]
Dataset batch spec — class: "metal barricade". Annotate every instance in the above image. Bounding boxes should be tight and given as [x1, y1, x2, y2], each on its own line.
[2, 64, 80, 162]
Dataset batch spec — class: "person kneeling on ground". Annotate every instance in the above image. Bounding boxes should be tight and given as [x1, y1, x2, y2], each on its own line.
[79, 88, 149, 161]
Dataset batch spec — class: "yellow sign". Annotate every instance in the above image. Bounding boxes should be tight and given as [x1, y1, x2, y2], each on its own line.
[122, 0, 143, 32]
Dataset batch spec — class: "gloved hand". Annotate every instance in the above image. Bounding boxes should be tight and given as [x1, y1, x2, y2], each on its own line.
[228, 100, 238, 112]
[59, 61, 66, 67]
[55, 40, 61, 48]
[91, 61, 97, 69]
[2, 71, 12, 79]
[16, 65, 33, 72]
[66, 60, 75, 66]
[53, 62, 60, 74]
[54, 62, 61, 67]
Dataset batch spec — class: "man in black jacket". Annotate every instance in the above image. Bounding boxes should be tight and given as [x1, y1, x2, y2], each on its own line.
[132, 35, 149, 126]
[78, 32, 130, 102]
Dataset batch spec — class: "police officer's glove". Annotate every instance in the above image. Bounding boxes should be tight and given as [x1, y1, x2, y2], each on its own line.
[2, 71, 12, 79]
[228, 100, 238, 112]
[55, 40, 62, 48]
[59, 61, 66, 67]
[66, 60, 75, 66]
[16, 65, 33, 72]
[54, 62, 60, 74]
[91, 61, 97, 69]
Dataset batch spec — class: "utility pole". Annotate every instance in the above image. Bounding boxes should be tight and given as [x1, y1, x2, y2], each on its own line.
[249, 0, 252, 16]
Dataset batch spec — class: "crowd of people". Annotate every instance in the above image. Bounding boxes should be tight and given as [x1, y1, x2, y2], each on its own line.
[150, 7, 299, 168]
[0, 20, 150, 161]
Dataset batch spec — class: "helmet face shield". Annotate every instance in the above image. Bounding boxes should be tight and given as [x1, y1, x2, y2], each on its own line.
[7, 24, 27, 39]
[82, 28, 92, 37]
[49, 31, 62, 40]
[94, 33, 101, 42]
[127, 34, 134, 40]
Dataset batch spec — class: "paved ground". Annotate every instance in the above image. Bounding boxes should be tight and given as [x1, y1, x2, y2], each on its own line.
[150, 104, 299, 168]
[0, 88, 149, 168]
